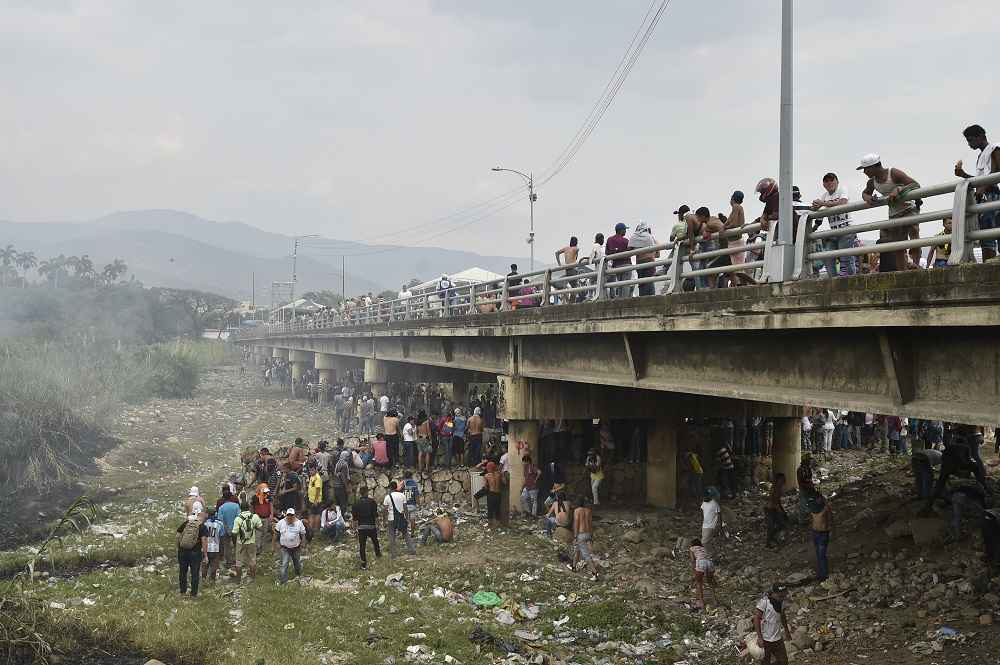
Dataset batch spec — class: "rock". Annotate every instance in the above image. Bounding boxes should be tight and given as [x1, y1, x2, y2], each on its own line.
[980, 614, 994, 626]
[910, 518, 948, 545]
[144, 660, 168, 665]
[448, 480, 463, 494]
[792, 627, 811, 650]
[622, 529, 645, 544]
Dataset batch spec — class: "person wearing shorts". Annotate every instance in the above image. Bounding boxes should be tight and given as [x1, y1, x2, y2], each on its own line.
[689, 538, 718, 609]
[572, 496, 600, 580]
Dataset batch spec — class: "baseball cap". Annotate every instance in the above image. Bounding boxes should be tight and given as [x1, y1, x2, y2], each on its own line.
[285, 508, 295, 516]
[857, 153, 881, 170]
[673, 204, 690, 216]
[614, 222, 628, 232]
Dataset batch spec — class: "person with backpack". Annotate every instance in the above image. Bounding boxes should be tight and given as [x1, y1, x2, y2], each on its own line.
[383, 481, 416, 559]
[216, 492, 240, 570]
[402, 470, 421, 537]
[274, 508, 307, 584]
[232, 501, 263, 582]
[352, 486, 381, 570]
[175, 513, 208, 597]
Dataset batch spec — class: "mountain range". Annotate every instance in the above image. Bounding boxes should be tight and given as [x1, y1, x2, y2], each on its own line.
[0, 210, 531, 302]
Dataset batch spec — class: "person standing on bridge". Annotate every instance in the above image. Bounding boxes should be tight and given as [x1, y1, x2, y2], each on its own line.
[605, 222, 632, 299]
[859, 154, 921, 272]
[555, 236, 582, 302]
[811, 173, 857, 277]
[628, 222, 659, 297]
[955, 124, 1000, 263]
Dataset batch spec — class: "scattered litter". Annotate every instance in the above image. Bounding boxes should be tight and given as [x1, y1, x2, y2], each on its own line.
[471, 591, 502, 607]
[495, 610, 515, 625]
[552, 615, 569, 628]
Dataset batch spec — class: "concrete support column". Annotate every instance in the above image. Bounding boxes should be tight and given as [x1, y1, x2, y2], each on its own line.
[315, 353, 337, 404]
[507, 420, 539, 515]
[288, 350, 312, 397]
[647, 417, 681, 509]
[364, 358, 390, 397]
[450, 380, 470, 406]
[272, 348, 289, 361]
[772, 417, 801, 490]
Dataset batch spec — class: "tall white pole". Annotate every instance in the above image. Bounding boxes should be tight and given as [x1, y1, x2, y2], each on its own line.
[776, 0, 794, 269]
[529, 173, 535, 271]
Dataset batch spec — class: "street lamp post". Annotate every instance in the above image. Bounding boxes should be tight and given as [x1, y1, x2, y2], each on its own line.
[290, 234, 319, 322]
[491, 167, 537, 271]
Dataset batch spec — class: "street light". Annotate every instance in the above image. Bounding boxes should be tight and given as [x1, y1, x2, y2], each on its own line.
[492, 166, 537, 271]
[291, 234, 319, 321]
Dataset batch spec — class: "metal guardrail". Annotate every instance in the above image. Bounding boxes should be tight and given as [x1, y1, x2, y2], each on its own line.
[241, 172, 1000, 337]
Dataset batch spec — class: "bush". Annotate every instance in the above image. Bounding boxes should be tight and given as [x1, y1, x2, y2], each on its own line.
[142, 347, 200, 398]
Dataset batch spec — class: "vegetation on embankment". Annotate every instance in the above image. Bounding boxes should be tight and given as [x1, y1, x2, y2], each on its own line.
[0, 339, 237, 505]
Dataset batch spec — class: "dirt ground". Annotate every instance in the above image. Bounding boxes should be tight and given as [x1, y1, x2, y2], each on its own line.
[3, 365, 999, 665]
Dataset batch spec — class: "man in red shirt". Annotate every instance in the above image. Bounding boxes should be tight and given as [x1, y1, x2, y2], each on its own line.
[604, 222, 632, 299]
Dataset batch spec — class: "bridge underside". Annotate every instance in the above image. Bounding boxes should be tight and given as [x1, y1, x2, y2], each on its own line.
[246, 265, 1000, 423]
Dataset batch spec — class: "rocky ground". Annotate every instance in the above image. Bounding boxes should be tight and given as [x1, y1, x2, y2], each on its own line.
[2, 366, 999, 665]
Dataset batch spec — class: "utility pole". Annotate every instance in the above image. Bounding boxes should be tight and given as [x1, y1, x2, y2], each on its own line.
[528, 172, 536, 271]
[291, 238, 299, 323]
[771, 0, 795, 281]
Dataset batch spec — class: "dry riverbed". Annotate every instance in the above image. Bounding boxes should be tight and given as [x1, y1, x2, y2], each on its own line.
[2, 366, 999, 665]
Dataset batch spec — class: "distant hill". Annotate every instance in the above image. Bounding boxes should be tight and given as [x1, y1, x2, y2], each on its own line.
[0, 209, 531, 301]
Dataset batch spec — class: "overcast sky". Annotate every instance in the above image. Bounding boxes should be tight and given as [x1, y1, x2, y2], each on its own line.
[3, 0, 998, 259]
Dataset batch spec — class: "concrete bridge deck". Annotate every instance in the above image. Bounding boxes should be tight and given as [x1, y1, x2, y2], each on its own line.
[240, 265, 1000, 423]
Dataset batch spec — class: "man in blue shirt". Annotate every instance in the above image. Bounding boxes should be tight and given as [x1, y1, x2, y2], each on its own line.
[216, 497, 241, 570]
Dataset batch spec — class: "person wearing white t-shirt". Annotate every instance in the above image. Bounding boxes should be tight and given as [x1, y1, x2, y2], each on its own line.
[274, 508, 308, 584]
[700, 493, 721, 549]
[811, 173, 857, 277]
[379, 394, 390, 414]
[402, 417, 417, 467]
[383, 482, 416, 558]
[754, 585, 792, 663]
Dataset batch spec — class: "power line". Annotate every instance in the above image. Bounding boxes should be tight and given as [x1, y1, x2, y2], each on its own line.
[298, 1, 673, 262]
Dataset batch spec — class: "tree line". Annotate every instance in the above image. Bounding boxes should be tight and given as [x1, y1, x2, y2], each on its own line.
[0, 244, 128, 289]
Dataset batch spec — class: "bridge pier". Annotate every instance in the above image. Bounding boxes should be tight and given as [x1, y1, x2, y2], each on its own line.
[772, 417, 801, 490]
[272, 347, 289, 361]
[315, 353, 337, 404]
[647, 417, 681, 509]
[365, 358, 390, 398]
[288, 350, 312, 397]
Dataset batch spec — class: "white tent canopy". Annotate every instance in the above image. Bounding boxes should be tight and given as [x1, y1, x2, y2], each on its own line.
[410, 267, 504, 294]
[277, 298, 325, 312]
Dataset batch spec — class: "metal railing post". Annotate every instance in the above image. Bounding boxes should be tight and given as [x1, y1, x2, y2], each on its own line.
[501, 279, 510, 310]
[541, 270, 551, 306]
[594, 258, 607, 301]
[792, 219, 810, 280]
[950, 179, 973, 265]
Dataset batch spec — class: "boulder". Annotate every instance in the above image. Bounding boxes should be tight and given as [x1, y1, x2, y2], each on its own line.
[448, 480, 463, 494]
[144, 661, 168, 665]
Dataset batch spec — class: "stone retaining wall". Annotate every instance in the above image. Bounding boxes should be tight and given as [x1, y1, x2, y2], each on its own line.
[352, 467, 472, 506]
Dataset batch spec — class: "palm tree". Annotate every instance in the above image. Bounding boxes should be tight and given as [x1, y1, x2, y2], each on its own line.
[101, 258, 127, 287]
[72, 254, 95, 285]
[15, 251, 36, 287]
[0, 244, 16, 288]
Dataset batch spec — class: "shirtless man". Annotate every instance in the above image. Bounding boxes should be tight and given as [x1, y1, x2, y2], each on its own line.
[383, 410, 401, 468]
[555, 236, 583, 302]
[690, 207, 728, 288]
[420, 509, 455, 545]
[466, 407, 484, 466]
[572, 495, 600, 580]
[285, 438, 306, 473]
[483, 462, 503, 528]
[544, 492, 572, 539]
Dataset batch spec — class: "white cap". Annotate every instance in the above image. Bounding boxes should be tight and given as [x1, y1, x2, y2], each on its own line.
[857, 153, 881, 170]
[285, 508, 296, 516]
[188, 486, 199, 496]
[187, 514, 199, 522]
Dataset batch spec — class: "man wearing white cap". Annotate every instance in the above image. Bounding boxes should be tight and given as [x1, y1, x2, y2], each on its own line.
[274, 508, 307, 584]
[859, 154, 921, 272]
[183, 487, 206, 522]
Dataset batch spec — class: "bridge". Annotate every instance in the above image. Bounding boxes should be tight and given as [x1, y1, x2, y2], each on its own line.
[237, 174, 1000, 511]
